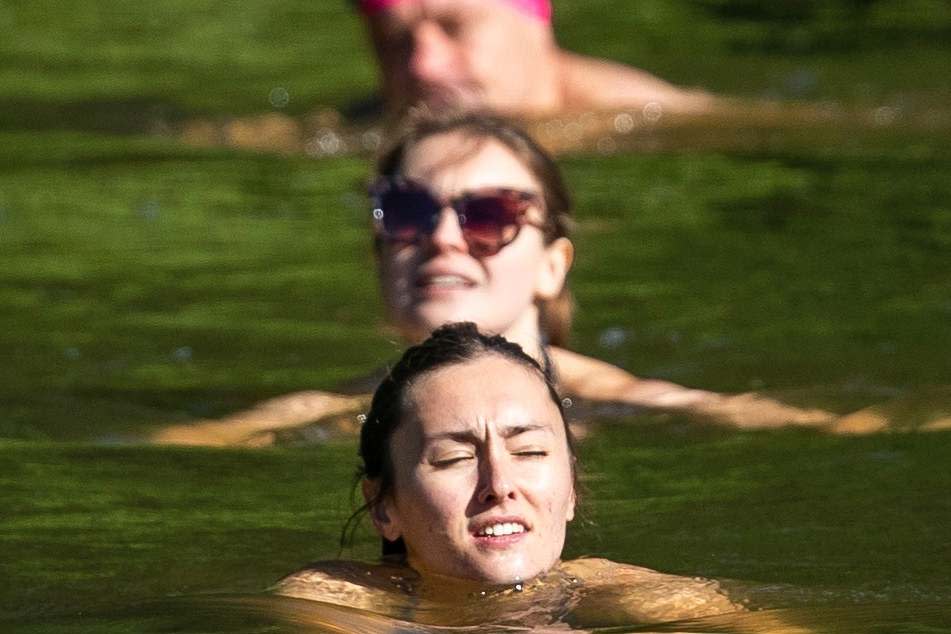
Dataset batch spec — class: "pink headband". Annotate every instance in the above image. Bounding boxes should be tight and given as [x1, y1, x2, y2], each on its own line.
[358, 0, 552, 22]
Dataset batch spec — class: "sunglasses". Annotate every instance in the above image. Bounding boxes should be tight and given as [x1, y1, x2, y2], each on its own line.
[371, 178, 546, 257]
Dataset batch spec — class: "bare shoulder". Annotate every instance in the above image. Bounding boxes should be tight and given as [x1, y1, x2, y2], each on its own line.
[273, 560, 411, 612]
[561, 558, 742, 621]
[557, 50, 717, 115]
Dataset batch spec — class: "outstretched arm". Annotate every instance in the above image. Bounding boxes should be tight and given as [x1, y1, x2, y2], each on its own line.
[549, 347, 836, 429]
[557, 50, 718, 115]
[150, 390, 370, 446]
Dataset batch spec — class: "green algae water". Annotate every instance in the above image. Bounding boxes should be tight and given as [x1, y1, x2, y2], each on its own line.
[2, 1, 951, 631]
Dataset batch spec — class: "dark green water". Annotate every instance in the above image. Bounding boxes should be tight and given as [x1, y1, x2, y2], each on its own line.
[2, 1, 951, 631]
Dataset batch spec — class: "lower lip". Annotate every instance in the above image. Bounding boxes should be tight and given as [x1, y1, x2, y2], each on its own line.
[473, 531, 529, 550]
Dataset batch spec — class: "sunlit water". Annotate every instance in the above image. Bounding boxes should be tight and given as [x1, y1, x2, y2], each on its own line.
[4, 15, 951, 633]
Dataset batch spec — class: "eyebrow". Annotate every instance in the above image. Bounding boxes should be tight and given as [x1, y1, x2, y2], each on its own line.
[423, 423, 553, 444]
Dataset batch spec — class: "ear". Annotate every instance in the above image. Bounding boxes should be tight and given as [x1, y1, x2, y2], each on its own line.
[535, 237, 574, 301]
[362, 478, 403, 542]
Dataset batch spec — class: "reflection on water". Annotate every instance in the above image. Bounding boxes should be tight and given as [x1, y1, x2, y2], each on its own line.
[171, 98, 951, 158]
[33, 594, 951, 633]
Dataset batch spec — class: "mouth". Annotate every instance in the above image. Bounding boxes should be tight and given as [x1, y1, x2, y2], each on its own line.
[415, 273, 476, 293]
[476, 521, 527, 537]
[471, 518, 531, 547]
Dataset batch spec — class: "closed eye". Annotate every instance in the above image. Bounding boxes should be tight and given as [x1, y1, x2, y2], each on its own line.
[432, 454, 474, 467]
[514, 450, 548, 458]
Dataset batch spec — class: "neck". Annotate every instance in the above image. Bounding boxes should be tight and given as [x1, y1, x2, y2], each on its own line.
[498, 306, 546, 365]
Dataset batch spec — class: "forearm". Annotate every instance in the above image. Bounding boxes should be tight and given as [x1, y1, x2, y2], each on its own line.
[150, 390, 368, 446]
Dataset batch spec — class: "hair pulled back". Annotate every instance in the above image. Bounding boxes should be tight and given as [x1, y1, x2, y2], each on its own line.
[343, 321, 576, 556]
[376, 111, 575, 347]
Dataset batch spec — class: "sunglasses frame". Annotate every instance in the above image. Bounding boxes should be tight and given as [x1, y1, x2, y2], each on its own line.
[370, 177, 547, 257]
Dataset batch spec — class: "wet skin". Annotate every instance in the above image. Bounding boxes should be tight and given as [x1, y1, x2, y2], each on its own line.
[378, 130, 572, 355]
[369, 354, 576, 583]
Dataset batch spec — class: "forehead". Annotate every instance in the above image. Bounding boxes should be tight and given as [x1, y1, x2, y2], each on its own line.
[402, 354, 562, 437]
[371, 0, 489, 23]
[400, 132, 540, 194]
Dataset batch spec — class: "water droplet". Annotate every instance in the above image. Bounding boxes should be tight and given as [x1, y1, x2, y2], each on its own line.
[642, 101, 663, 123]
[613, 113, 635, 134]
[561, 397, 573, 409]
[361, 129, 382, 151]
[598, 327, 628, 349]
[563, 121, 583, 142]
[356, 413, 367, 424]
[872, 106, 897, 126]
[269, 87, 290, 109]
[513, 583, 523, 592]
[596, 136, 617, 154]
[172, 346, 193, 362]
[137, 199, 160, 221]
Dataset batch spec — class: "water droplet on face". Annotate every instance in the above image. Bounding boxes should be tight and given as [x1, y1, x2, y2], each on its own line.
[269, 87, 290, 109]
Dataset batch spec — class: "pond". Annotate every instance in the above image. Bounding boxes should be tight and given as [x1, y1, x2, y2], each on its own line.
[2, 1, 951, 632]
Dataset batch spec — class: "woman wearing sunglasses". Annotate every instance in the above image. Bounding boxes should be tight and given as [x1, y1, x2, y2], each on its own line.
[153, 112, 838, 446]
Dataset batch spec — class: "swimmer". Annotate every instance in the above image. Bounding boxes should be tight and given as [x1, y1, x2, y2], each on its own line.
[357, 0, 717, 117]
[274, 322, 743, 628]
[152, 111, 838, 446]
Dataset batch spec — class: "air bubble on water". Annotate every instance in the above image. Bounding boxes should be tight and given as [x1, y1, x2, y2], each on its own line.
[613, 113, 635, 134]
[356, 413, 367, 424]
[137, 199, 160, 221]
[269, 87, 290, 109]
[513, 583, 523, 592]
[361, 129, 382, 151]
[563, 121, 583, 142]
[64, 347, 81, 360]
[598, 327, 628, 349]
[642, 101, 663, 123]
[561, 397, 573, 409]
[596, 136, 617, 154]
[172, 346, 193, 362]
[872, 106, 897, 126]
[306, 129, 343, 156]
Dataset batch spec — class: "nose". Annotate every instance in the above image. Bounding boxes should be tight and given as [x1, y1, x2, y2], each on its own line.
[476, 448, 516, 505]
[426, 207, 468, 254]
[409, 20, 458, 86]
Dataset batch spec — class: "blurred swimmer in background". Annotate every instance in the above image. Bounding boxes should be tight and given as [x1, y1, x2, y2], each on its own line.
[357, 0, 716, 117]
[154, 112, 842, 446]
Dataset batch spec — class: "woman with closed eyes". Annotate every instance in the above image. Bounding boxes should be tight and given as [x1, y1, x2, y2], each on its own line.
[273, 322, 743, 628]
[153, 112, 840, 446]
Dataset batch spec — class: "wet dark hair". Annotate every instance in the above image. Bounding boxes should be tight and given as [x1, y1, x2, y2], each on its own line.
[341, 321, 577, 556]
[375, 111, 576, 348]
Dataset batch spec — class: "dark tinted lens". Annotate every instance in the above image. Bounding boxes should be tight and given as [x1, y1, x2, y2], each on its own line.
[459, 193, 524, 256]
[379, 186, 441, 241]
